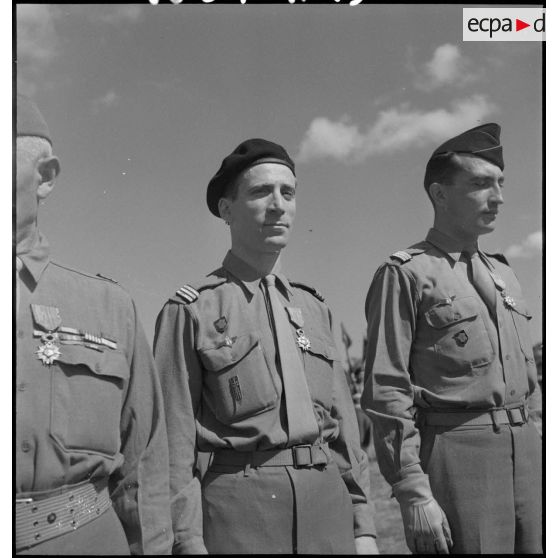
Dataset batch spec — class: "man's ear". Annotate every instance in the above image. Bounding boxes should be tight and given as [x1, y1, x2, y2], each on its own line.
[36, 156, 60, 200]
[218, 197, 231, 223]
[428, 182, 447, 210]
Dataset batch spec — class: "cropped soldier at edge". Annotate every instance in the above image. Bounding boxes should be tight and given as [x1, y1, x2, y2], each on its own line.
[361, 123, 542, 554]
[15, 94, 173, 555]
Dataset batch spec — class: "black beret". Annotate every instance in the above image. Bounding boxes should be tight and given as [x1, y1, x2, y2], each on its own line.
[429, 123, 503, 170]
[17, 94, 52, 145]
[207, 138, 295, 217]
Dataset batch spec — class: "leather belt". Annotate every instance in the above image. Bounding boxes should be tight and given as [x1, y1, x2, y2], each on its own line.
[212, 443, 331, 469]
[420, 405, 529, 427]
[15, 479, 111, 551]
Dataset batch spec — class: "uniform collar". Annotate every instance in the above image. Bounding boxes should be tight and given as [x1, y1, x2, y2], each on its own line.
[222, 250, 293, 298]
[16, 230, 51, 284]
[425, 228, 478, 262]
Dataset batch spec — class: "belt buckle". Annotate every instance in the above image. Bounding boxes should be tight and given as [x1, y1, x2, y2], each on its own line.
[292, 445, 313, 468]
[15, 498, 33, 504]
[506, 407, 526, 426]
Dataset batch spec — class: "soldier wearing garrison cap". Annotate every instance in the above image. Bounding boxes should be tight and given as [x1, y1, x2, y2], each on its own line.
[361, 123, 542, 554]
[154, 138, 379, 554]
[15, 94, 173, 554]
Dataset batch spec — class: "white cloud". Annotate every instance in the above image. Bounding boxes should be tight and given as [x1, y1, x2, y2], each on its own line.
[297, 95, 496, 164]
[504, 231, 543, 259]
[414, 44, 479, 92]
[16, 5, 61, 96]
[16, 5, 58, 63]
[94, 6, 144, 25]
[92, 91, 119, 112]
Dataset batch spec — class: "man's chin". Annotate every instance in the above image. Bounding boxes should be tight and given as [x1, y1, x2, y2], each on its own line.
[263, 237, 289, 251]
[477, 222, 496, 235]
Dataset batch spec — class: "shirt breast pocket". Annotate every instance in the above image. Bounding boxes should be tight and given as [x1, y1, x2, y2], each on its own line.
[198, 332, 279, 425]
[510, 298, 535, 362]
[423, 296, 495, 371]
[50, 345, 129, 458]
[302, 335, 337, 410]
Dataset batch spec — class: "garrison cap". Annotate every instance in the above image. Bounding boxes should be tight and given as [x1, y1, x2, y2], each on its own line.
[207, 138, 296, 217]
[17, 94, 52, 145]
[428, 123, 503, 170]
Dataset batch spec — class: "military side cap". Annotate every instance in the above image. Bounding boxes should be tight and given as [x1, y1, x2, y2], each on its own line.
[207, 138, 295, 217]
[429, 123, 503, 170]
[17, 94, 52, 145]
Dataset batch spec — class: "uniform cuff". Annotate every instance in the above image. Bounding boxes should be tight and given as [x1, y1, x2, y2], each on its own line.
[353, 502, 377, 538]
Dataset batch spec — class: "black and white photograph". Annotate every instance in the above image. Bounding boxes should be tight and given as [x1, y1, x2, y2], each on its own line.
[14, 1, 544, 554]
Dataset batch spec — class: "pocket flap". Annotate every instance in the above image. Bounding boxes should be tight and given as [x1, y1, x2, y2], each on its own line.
[510, 297, 532, 319]
[56, 345, 129, 380]
[425, 297, 479, 329]
[199, 332, 259, 372]
[306, 335, 339, 361]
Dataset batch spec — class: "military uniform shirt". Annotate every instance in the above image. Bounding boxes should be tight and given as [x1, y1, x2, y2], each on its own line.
[361, 228, 541, 486]
[16, 233, 173, 555]
[154, 251, 376, 554]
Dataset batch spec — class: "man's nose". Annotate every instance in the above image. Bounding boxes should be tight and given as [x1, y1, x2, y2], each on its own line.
[268, 190, 285, 213]
[490, 184, 504, 205]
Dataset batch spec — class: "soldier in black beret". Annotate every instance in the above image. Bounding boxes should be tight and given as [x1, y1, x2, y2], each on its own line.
[15, 94, 173, 554]
[362, 123, 542, 553]
[154, 138, 379, 554]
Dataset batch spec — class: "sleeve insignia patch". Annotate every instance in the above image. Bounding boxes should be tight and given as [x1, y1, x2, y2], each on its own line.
[176, 284, 200, 303]
[390, 250, 412, 263]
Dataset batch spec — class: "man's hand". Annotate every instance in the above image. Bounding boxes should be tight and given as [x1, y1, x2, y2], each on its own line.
[393, 473, 453, 554]
[355, 535, 379, 554]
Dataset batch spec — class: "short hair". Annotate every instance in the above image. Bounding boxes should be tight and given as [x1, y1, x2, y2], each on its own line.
[17, 136, 53, 168]
[221, 173, 241, 202]
[423, 152, 464, 202]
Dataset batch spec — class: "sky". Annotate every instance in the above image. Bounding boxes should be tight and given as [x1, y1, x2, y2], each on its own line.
[7, 1, 550, 554]
[15, 2, 543, 360]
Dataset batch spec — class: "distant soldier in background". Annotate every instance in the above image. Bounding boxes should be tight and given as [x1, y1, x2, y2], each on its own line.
[15, 94, 172, 555]
[341, 327, 374, 457]
[154, 138, 378, 554]
[362, 123, 542, 554]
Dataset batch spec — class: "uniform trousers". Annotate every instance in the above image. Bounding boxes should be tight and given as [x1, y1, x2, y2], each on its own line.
[18, 506, 130, 555]
[201, 461, 355, 554]
[420, 421, 542, 554]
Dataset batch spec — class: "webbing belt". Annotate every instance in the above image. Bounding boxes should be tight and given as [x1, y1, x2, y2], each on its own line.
[212, 443, 331, 469]
[420, 405, 528, 427]
[15, 479, 111, 551]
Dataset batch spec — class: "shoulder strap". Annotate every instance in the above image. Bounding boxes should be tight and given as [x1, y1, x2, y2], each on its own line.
[388, 246, 426, 265]
[171, 277, 228, 305]
[289, 280, 325, 302]
[96, 272, 119, 284]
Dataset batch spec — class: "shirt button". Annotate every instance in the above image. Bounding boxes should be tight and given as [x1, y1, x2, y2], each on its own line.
[505, 354, 511, 361]
[510, 390, 516, 396]
[17, 330, 24, 338]
[17, 382, 27, 392]
[21, 441, 32, 452]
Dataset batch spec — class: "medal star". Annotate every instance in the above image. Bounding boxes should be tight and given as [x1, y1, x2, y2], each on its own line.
[36, 342, 61, 366]
[296, 329, 311, 351]
[502, 293, 516, 309]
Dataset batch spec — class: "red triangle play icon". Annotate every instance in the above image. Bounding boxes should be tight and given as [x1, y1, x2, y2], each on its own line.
[516, 19, 530, 31]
